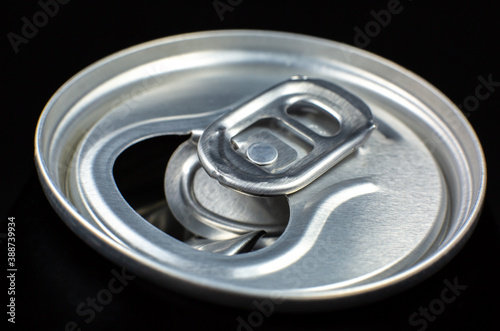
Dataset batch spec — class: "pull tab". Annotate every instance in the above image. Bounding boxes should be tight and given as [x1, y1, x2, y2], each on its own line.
[197, 76, 376, 196]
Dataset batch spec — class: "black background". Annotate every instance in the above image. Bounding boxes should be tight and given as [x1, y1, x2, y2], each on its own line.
[1, 0, 500, 330]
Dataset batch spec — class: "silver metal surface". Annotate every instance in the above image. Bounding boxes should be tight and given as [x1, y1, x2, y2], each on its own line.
[247, 143, 278, 166]
[197, 77, 376, 196]
[34, 30, 486, 310]
[186, 231, 265, 256]
[165, 136, 289, 240]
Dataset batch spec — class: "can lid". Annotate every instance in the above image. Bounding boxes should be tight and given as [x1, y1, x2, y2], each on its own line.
[35, 30, 486, 310]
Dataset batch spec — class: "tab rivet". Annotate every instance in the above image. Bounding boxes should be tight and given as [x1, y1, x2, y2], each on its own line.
[247, 143, 278, 166]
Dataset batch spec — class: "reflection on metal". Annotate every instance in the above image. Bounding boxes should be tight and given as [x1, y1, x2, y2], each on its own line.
[186, 231, 266, 256]
[165, 77, 375, 253]
[197, 77, 376, 196]
[165, 137, 289, 243]
[35, 31, 486, 310]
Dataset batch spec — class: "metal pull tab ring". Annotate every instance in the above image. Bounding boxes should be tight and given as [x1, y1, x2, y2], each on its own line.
[197, 76, 376, 196]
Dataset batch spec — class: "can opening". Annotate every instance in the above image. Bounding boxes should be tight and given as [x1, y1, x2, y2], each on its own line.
[113, 134, 290, 255]
[113, 134, 190, 241]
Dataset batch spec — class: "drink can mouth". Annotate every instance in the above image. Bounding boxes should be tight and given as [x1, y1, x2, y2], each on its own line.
[34, 30, 486, 310]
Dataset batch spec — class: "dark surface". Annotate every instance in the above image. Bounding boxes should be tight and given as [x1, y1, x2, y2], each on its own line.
[2, 0, 499, 330]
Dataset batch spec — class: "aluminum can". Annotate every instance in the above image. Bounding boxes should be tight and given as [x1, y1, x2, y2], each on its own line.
[34, 30, 486, 310]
